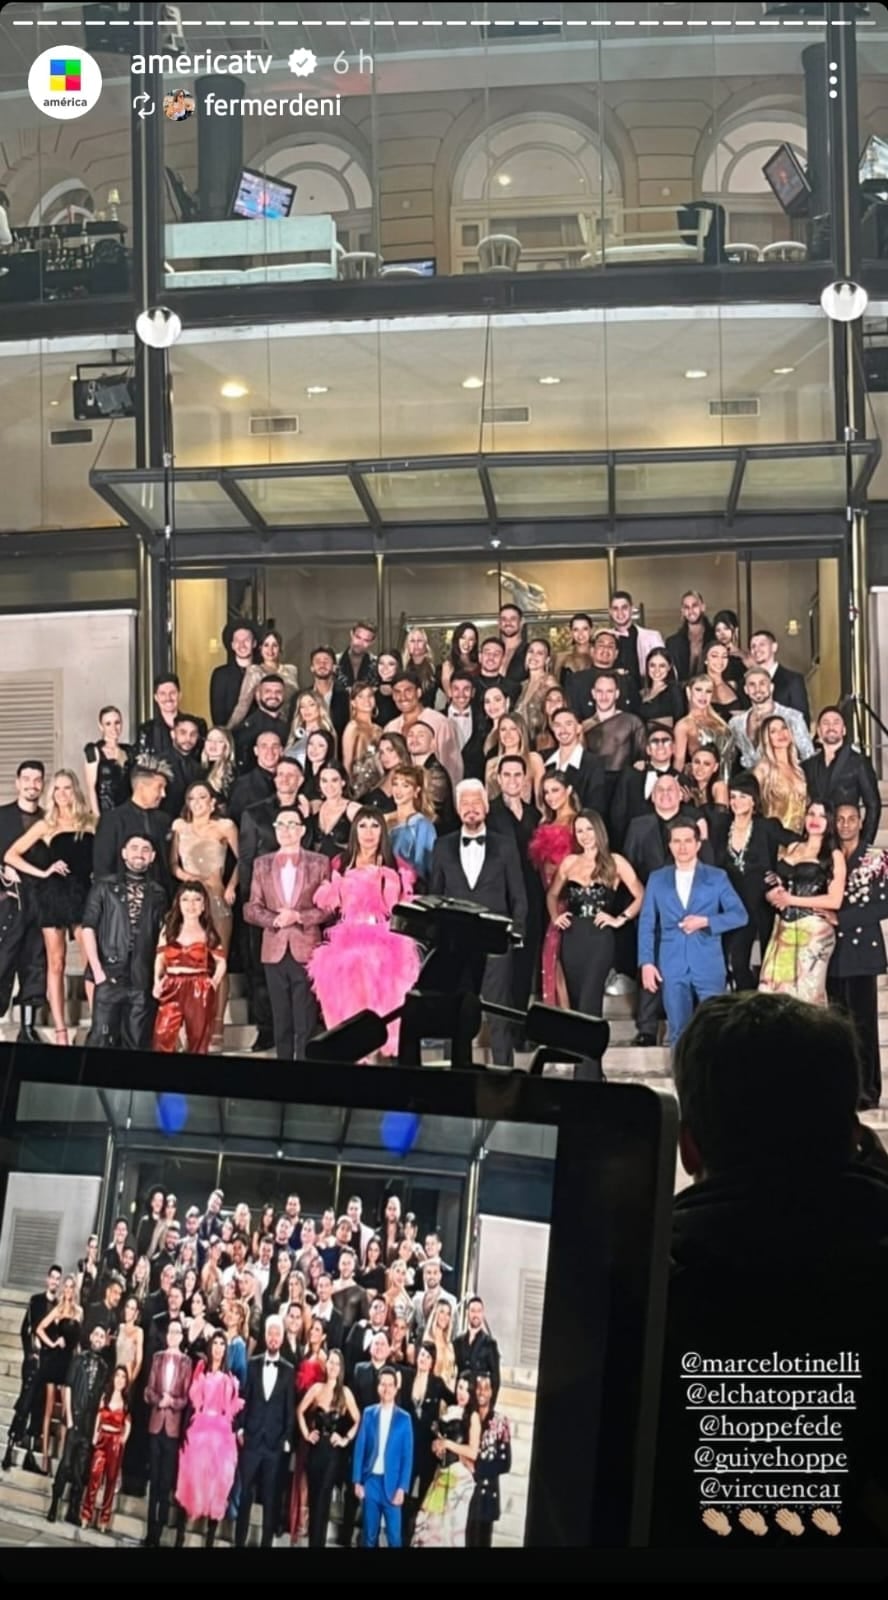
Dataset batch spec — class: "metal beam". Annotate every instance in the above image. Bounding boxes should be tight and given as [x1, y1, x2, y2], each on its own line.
[478, 460, 498, 533]
[346, 466, 383, 533]
[726, 451, 747, 527]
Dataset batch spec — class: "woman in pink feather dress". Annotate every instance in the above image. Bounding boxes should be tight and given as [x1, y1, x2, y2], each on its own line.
[174, 1331, 244, 1544]
[308, 807, 421, 1058]
[528, 774, 580, 1007]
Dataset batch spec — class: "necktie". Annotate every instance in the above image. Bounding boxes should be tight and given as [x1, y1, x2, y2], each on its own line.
[462, 835, 486, 846]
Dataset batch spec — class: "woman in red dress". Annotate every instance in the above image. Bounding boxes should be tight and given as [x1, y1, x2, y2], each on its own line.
[528, 774, 580, 1006]
[81, 1365, 131, 1532]
[289, 1316, 329, 1543]
[152, 883, 226, 1054]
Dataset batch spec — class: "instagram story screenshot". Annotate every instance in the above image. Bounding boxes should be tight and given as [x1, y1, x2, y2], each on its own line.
[0, 0, 886, 1581]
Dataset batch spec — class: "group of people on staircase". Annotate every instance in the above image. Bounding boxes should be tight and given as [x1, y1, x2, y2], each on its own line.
[0, 593, 883, 1098]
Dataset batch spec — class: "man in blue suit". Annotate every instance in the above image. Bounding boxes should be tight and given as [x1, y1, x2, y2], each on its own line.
[352, 1366, 413, 1548]
[638, 817, 747, 1045]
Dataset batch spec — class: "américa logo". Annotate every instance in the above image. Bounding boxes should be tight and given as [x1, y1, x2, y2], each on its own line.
[28, 44, 103, 121]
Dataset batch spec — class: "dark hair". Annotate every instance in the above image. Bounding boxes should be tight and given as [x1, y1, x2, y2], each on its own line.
[644, 648, 676, 689]
[479, 636, 505, 654]
[498, 753, 527, 774]
[749, 628, 777, 645]
[259, 627, 283, 650]
[344, 806, 395, 871]
[112, 1216, 128, 1232]
[391, 672, 421, 692]
[98, 705, 122, 722]
[419, 1340, 437, 1368]
[592, 671, 618, 691]
[277, 755, 304, 774]
[49, 1263, 63, 1276]
[16, 760, 45, 777]
[499, 602, 523, 618]
[645, 722, 674, 745]
[259, 673, 285, 690]
[803, 799, 840, 874]
[817, 705, 847, 727]
[448, 623, 480, 669]
[310, 645, 336, 663]
[666, 815, 700, 841]
[352, 620, 377, 637]
[713, 609, 740, 635]
[174, 713, 200, 732]
[304, 729, 336, 769]
[161, 882, 222, 948]
[569, 612, 593, 628]
[727, 771, 762, 812]
[182, 780, 216, 821]
[377, 1365, 399, 1385]
[673, 992, 860, 1175]
[153, 673, 180, 692]
[551, 706, 578, 723]
[102, 1365, 130, 1407]
[610, 590, 633, 606]
[318, 760, 350, 792]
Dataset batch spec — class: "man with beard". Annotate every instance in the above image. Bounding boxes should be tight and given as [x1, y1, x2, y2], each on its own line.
[234, 675, 290, 771]
[405, 720, 457, 834]
[46, 1324, 110, 1525]
[568, 629, 641, 721]
[803, 707, 880, 847]
[337, 621, 378, 692]
[137, 673, 206, 759]
[0, 760, 48, 1042]
[2, 1263, 61, 1473]
[498, 602, 528, 688]
[388, 675, 462, 788]
[93, 758, 173, 894]
[665, 591, 715, 683]
[454, 1297, 501, 1404]
[209, 618, 258, 728]
[608, 590, 664, 690]
[748, 628, 810, 723]
[729, 668, 813, 770]
[310, 645, 350, 738]
[81, 836, 168, 1051]
[444, 672, 486, 782]
[163, 715, 204, 820]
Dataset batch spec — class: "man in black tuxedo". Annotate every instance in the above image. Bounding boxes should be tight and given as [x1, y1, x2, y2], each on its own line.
[236, 1314, 295, 1548]
[163, 715, 203, 820]
[311, 1273, 345, 1350]
[227, 731, 281, 825]
[610, 724, 681, 849]
[345, 1297, 390, 1381]
[428, 779, 528, 1067]
[488, 755, 542, 1019]
[543, 709, 608, 815]
[209, 618, 258, 729]
[803, 707, 881, 848]
[310, 646, 351, 738]
[352, 1331, 396, 1412]
[748, 629, 810, 724]
[828, 800, 887, 1109]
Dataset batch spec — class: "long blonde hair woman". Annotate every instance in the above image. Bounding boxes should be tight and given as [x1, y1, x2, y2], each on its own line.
[753, 715, 808, 833]
[4, 769, 97, 1046]
[286, 690, 336, 767]
[35, 1272, 82, 1471]
[484, 711, 545, 804]
[425, 1299, 458, 1394]
[402, 627, 437, 705]
[201, 726, 236, 802]
[341, 682, 383, 796]
[673, 676, 735, 777]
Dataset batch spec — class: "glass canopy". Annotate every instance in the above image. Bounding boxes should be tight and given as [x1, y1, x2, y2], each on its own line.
[91, 443, 880, 539]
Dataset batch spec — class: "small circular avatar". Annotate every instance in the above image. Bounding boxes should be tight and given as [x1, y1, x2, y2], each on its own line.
[163, 88, 194, 122]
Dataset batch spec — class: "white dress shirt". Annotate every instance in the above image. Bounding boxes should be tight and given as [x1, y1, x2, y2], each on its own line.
[373, 1401, 394, 1475]
[675, 867, 696, 909]
[460, 830, 486, 890]
[163, 1353, 176, 1395]
[280, 858, 297, 905]
[448, 708, 473, 752]
[546, 743, 584, 774]
[262, 1355, 279, 1402]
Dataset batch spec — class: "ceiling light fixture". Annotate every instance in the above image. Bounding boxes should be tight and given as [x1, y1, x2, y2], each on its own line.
[135, 307, 182, 350]
[683, 369, 708, 380]
[49, 399, 59, 407]
[772, 365, 795, 375]
[496, 173, 512, 187]
[462, 376, 484, 390]
[305, 385, 329, 396]
[820, 280, 869, 323]
[220, 380, 249, 399]
[538, 375, 561, 385]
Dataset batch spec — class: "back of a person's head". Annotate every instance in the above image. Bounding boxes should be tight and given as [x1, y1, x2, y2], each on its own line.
[673, 992, 860, 1180]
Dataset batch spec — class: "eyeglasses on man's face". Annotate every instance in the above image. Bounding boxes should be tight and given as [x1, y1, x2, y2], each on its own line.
[274, 820, 303, 832]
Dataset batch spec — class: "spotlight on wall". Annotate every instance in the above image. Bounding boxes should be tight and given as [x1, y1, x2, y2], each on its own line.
[820, 281, 869, 324]
[135, 306, 183, 349]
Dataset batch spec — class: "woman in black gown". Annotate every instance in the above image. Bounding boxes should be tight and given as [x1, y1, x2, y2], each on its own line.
[715, 773, 796, 991]
[83, 706, 133, 815]
[546, 810, 644, 1081]
[639, 648, 685, 727]
[306, 763, 359, 863]
[3, 769, 96, 1046]
[403, 1342, 446, 1545]
[302, 731, 338, 807]
[296, 1348, 360, 1549]
[35, 1273, 83, 1472]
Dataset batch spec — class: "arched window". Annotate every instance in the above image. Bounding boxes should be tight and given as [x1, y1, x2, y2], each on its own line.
[698, 109, 808, 245]
[29, 178, 95, 227]
[451, 113, 622, 273]
[259, 139, 372, 252]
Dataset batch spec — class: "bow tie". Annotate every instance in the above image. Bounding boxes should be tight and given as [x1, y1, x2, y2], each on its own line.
[462, 835, 486, 846]
[265, 1358, 279, 1367]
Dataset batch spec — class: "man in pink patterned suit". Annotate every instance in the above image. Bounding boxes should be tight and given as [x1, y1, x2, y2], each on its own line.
[244, 809, 331, 1059]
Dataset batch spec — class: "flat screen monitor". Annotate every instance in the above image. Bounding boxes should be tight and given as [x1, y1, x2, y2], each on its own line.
[762, 143, 811, 217]
[860, 133, 888, 185]
[0, 1042, 675, 1556]
[231, 168, 296, 221]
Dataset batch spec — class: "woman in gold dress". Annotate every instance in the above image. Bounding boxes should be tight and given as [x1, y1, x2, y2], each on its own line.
[753, 715, 808, 834]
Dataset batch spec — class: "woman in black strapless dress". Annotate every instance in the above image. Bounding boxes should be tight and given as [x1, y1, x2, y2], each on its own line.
[759, 801, 846, 1005]
[296, 1350, 360, 1548]
[546, 810, 644, 1080]
[35, 1273, 83, 1472]
[83, 706, 133, 814]
[306, 764, 359, 865]
[3, 769, 96, 1046]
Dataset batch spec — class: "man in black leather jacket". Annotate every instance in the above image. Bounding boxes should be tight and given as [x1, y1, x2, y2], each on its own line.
[80, 835, 168, 1051]
[47, 1324, 110, 1524]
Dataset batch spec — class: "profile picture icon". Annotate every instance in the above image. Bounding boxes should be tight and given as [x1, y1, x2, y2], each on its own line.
[163, 88, 194, 122]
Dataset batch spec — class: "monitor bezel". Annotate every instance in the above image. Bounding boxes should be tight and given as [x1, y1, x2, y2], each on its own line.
[230, 166, 297, 222]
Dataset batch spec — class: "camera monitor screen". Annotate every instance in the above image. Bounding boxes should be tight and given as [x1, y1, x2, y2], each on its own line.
[231, 169, 296, 222]
[762, 143, 812, 216]
[0, 1044, 674, 1556]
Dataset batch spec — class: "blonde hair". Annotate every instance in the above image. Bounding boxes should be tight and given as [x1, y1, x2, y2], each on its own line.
[403, 627, 436, 691]
[289, 690, 334, 746]
[46, 769, 96, 837]
[756, 716, 807, 817]
[201, 727, 235, 796]
[495, 711, 532, 762]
